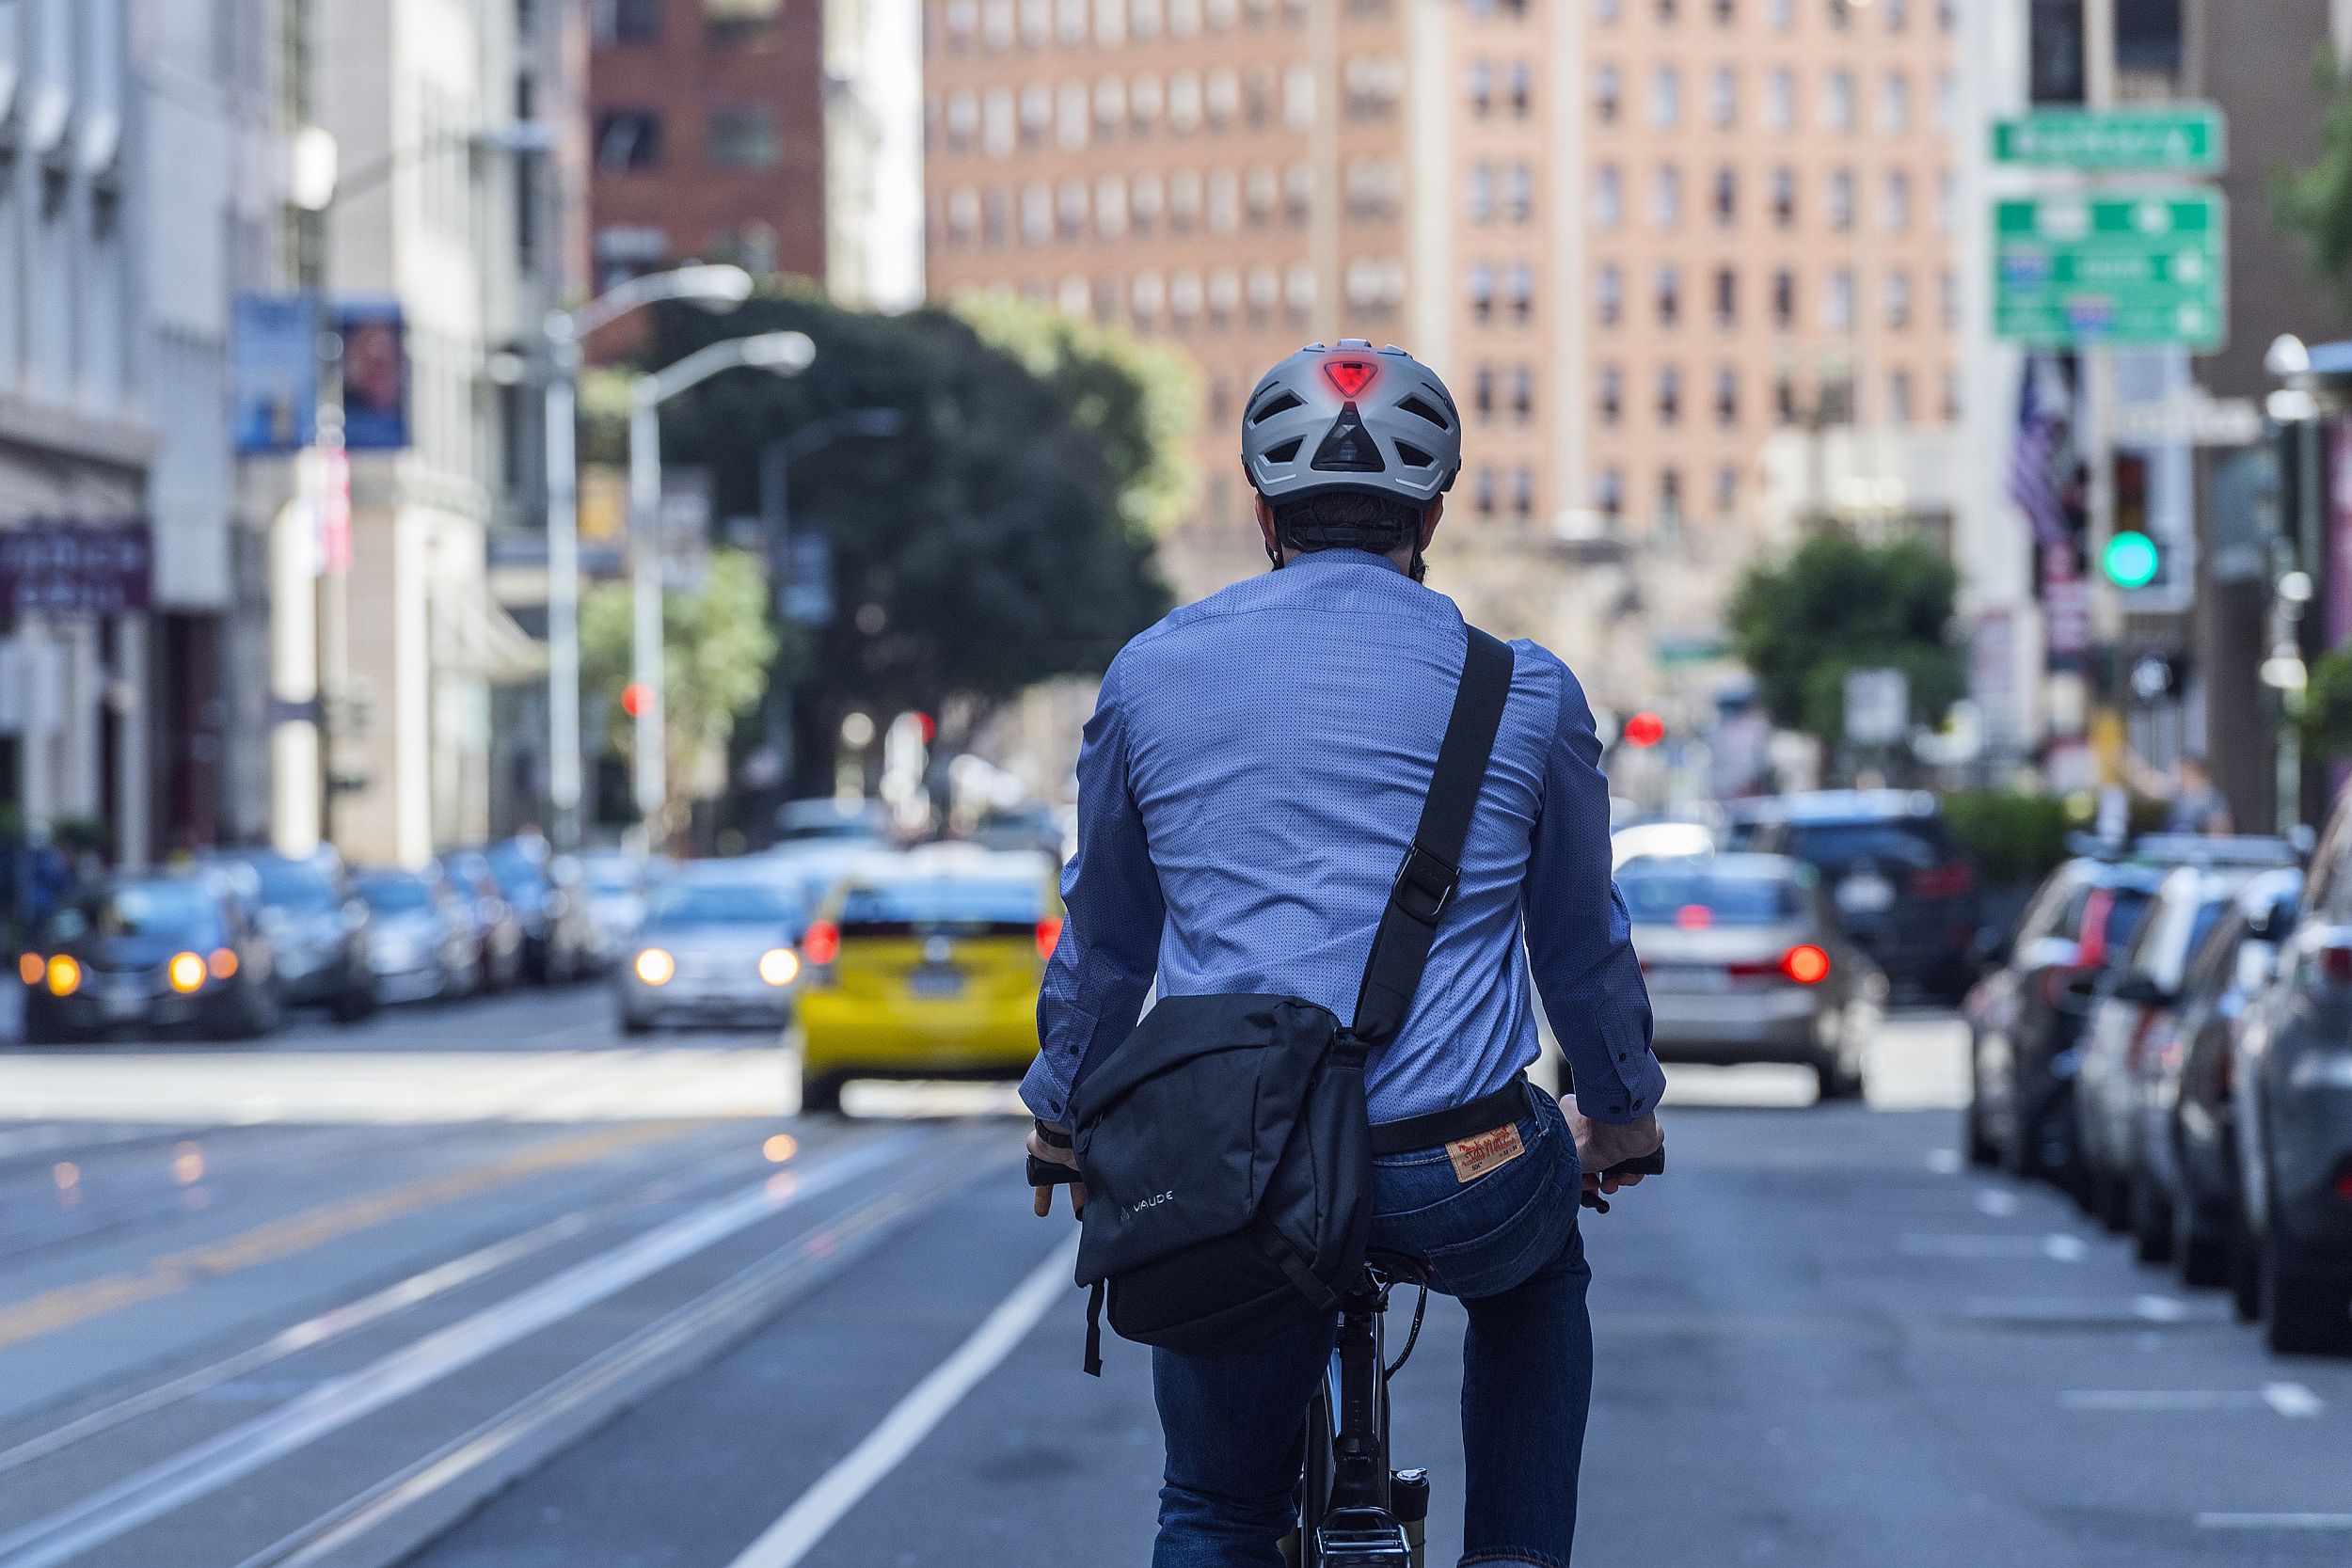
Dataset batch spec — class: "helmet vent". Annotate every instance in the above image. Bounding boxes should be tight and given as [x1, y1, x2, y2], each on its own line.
[1395, 395, 1453, 431]
[1310, 405, 1387, 473]
[1394, 440, 1434, 468]
[1263, 437, 1304, 464]
[1249, 390, 1305, 424]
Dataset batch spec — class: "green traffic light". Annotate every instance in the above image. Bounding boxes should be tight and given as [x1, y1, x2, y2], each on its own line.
[2103, 531, 2160, 589]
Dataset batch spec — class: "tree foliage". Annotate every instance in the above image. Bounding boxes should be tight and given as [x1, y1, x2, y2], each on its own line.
[2272, 47, 2352, 316]
[580, 547, 784, 834]
[1725, 530, 1962, 747]
[641, 289, 1181, 791]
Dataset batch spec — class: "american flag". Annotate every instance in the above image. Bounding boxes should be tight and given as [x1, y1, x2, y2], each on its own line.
[2008, 356, 2072, 547]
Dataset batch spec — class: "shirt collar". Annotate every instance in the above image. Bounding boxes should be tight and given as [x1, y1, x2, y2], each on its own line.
[1283, 547, 1406, 576]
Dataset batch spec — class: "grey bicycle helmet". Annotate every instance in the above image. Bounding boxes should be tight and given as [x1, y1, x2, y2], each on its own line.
[1240, 341, 1462, 507]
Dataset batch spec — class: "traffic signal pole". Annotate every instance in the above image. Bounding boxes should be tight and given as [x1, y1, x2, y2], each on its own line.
[2080, 0, 2127, 781]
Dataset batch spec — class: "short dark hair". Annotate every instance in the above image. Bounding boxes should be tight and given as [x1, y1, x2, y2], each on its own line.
[1268, 489, 1424, 554]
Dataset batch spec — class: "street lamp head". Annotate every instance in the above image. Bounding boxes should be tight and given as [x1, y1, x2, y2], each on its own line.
[2266, 334, 2312, 379]
[288, 126, 340, 213]
[739, 331, 817, 372]
[670, 264, 757, 310]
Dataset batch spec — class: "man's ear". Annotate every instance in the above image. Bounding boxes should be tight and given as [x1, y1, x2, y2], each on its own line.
[1420, 497, 1445, 549]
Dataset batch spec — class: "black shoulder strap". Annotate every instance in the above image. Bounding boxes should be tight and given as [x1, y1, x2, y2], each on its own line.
[1349, 627, 1514, 1047]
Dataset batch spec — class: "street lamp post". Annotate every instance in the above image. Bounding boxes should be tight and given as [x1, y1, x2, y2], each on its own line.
[541, 263, 755, 848]
[626, 331, 818, 845]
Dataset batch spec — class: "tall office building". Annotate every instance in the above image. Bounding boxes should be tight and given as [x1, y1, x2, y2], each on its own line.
[922, 0, 1961, 705]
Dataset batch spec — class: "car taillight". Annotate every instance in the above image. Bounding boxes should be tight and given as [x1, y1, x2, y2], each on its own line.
[2334, 1163, 2352, 1203]
[1910, 863, 1976, 899]
[17, 953, 41, 986]
[2319, 942, 2352, 986]
[1781, 944, 1832, 985]
[1036, 915, 1064, 961]
[2077, 889, 2116, 970]
[803, 921, 841, 966]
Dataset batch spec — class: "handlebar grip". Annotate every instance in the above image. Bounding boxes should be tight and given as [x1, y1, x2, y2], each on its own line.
[1600, 1148, 1666, 1181]
[1027, 1155, 1082, 1187]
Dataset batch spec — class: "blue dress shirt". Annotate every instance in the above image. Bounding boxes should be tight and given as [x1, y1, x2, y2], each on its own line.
[1025, 548, 1664, 1129]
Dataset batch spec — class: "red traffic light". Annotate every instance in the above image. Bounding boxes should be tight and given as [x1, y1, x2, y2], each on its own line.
[621, 683, 654, 719]
[1623, 711, 1665, 749]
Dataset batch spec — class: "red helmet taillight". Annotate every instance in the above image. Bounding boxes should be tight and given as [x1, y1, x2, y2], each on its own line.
[1323, 359, 1377, 399]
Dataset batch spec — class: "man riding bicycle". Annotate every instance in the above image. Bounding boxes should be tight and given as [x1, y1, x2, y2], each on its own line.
[1024, 341, 1665, 1568]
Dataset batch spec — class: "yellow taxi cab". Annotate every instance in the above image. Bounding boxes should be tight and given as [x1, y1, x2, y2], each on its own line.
[796, 847, 1062, 1113]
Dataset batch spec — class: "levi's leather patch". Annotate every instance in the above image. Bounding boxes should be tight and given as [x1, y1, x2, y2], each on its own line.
[1445, 1122, 1525, 1182]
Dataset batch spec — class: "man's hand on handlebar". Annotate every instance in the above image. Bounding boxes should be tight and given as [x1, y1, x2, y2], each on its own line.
[1026, 1123, 1087, 1218]
[1565, 1096, 1662, 1199]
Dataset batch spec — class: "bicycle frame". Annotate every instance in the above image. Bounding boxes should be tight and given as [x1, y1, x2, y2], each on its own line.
[1294, 1261, 1429, 1568]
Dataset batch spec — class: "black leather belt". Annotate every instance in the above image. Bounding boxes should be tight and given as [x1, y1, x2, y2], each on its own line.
[1369, 1075, 1532, 1156]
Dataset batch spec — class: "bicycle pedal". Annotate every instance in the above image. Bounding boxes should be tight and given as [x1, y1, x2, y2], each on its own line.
[1314, 1510, 1414, 1567]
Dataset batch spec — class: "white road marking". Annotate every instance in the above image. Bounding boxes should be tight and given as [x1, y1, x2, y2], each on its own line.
[0, 1129, 929, 1568]
[1899, 1232, 2083, 1260]
[1959, 1295, 2231, 1324]
[2061, 1386, 2324, 1418]
[722, 1233, 1081, 1568]
[1974, 1188, 2019, 1217]
[1924, 1148, 1963, 1174]
[2134, 1293, 2191, 1323]
[2196, 1513, 2352, 1529]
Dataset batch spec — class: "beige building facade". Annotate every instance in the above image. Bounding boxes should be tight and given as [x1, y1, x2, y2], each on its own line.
[922, 0, 1960, 707]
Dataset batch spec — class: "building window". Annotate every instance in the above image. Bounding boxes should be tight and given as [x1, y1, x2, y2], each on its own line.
[1509, 61, 1532, 116]
[1474, 467, 1498, 519]
[1827, 167, 1853, 230]
[1825, 267, 1852, 330]
[946, 0, 981, 47]
[1168, 168, 1202, 229]
[1095, 175, 1129, 237]
[1936, 71, 1955, 134]
[594, 0, 660, 41]
[1656, 263, 1681, 325]
[1714, 0, 1735, 21]
[1713, 266, 1736, 325]
[1207, 168, 1240, 232]
[1059, 0, 1089, 43]
[1022, 182, 1052, 245]
[1764, 68, 1792, 130]
[1285, 64, 1316, 129]
[1597, 262, 1623, 325]
[707, 106, 775, 167]
[1649, 65, 1679, 127]
[1475, 365, 1496, 420]
[1059, 81, 1090, 150]
[1206, 67, 1241, 126]
[1593, 164, 1622, 229]
[1651, 163, 1681, 229]
[1768, 0, 1790, 27]
[1709, 67, 1736, 128]
[1469, 162, 1494, 223]
[1660, 467, 1683, 526]
[1246, 164, 1279, 223]
[1941, 268, 1959, 327]
[707, 0, 781, 42]
[1888, 369, 1914, 423]
[1658, 366, 1681, 425]
[1285, 161, 1314, 221]
[1712, 166, 1736, 225]
[983, 188, 1010, 245]
[1594, 63, 1620, 122]
[1594, 0, 1620, 22]
[984, 87, 1015, 154]
[1714, 366, 1738, 425]
[1022, 83, 1054, 142]
[1885, 269, 1912, 328]
[1130, 172, 1164, 232]
[1468, 261, 1495, 321]
[1884, 170, 1911, 231]
[1884, 0, 1907, 27]
[1598, 365, 1622, 424]
[1937, 169, 1956, 230]
[1774, 373, 1796, 423]
[1772, 267, 1795, 327]
[1469, 58, 1493, 116]
[1596, 468, 1624, 519]
[1656, 0, 1677, 21]
[1881, 71, 1910, 134]
[1512, 366, 1534, 420]
[1343, 55, 1405, 119]
[1058, 178, 1089, 240]
[1505, 262, 1534, 322]
[1715, 465, 1738, 514]
[1512, 467, 1534, 520]
[1828, 0, 1852, 25]
[594, 110, 660, 170]
[1770, 166, 1795, 227]
[1822, 69, 1852, 133]
[1505, 163, 1534, 222]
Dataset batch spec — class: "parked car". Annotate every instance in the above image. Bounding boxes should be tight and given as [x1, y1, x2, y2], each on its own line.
[1622, 851, 1884, 1101]
[202, 847, 375, 1022]
[353, 866, 483, 1004]
[20, 871, 282, 1042]
[438, 850, 525, 992]
[1733, 791, 1980, 1004]
[2227, 797, 2352, 1353]
[775, 797, 894, 847]
[574, 847, 662, 973]
[1966, 856, 2166, 1181]
[483, 836, 592, 984]
[797, 846, 1063, 1115]
[617, 866, 807, 1035]
[2147, 869, 2301, 1289]
[2074, 848, 2297, 1240]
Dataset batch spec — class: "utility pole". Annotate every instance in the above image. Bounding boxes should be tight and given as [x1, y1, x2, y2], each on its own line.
[2079, 0, 2126, 782]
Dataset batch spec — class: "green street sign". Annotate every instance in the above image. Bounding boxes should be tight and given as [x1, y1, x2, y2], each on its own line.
[1991, 106, 2225, 172]
[1992, 192, 2227, 351]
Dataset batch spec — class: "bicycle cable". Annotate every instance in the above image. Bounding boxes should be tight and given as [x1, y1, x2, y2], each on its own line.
[1383, 1281, 1429, 1381]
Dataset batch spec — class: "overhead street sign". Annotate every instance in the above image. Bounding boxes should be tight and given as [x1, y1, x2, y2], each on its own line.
[1991, 106, 2225, 172]
[1992, 192, 2227, 351]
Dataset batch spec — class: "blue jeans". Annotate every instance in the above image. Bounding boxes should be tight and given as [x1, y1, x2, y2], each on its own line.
[1151, 1085, 1594, 1568]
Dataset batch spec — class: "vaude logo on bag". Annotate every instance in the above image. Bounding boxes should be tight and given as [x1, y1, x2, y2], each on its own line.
[1120, 1190, 1176, 1220]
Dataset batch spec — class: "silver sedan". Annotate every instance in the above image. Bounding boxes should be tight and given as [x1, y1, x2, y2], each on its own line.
[1621, 851, 1885, 1101]
[617, 869, 807, 1034]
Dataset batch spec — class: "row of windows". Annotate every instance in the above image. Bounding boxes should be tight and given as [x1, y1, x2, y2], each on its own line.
[941, 163, 1398, 246]
[937, 0, 1320, 53]
[1001, 261, 1406, 330]
[932, 63, 1371, 155]
[1591, 62, 1950, 135]
[595, 0, 785, 44]
[1596, 364, 1952, 429]
[1467, 162, 1536, 225]
[1592, 261, 1956, 332]
[1464, 58, 1536, 119]
[1590, 162, 1952, 233]
[1591, 0, 1954, 33]
[594, 106, 780, 172]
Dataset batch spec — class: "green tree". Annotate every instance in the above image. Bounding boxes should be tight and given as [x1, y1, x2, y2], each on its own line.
[645, 289, 1181, 795]
[1725, 530, 1962, 750]
[2273, 48, 2352, 314]
[580, 547, 786, 838]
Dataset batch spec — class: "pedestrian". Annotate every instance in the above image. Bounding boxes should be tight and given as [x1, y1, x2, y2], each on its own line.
[2165, 753, 2233, 836]
[1024, 341, 1664, 1567]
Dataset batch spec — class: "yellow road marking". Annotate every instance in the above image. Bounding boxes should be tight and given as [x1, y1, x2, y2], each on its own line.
[0, 1122, 694, 1352]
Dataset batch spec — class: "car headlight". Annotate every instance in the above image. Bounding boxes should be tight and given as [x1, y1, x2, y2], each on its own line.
[634, 947, 675, 986]
[45, 955, 81, 997]
[167, 952, 208, 994]
[759, 948, 800, 987]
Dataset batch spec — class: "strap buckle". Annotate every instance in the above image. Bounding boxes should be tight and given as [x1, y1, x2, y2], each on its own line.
[1389, 841, 1459, 926]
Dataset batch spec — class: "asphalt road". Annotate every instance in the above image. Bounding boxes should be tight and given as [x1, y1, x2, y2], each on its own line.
[2, 987, 2349, 1568]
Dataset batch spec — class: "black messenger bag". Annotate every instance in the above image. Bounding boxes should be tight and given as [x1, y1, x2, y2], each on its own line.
[1064, 628, 1514, 1374]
